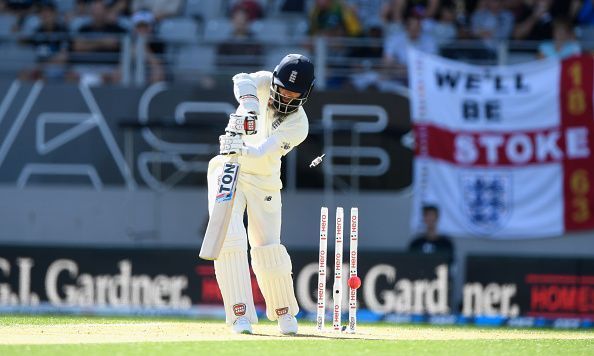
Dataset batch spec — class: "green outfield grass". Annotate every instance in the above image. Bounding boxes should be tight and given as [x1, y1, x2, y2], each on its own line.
[0, 315, 592, 356]
[3, 339, 594, 356]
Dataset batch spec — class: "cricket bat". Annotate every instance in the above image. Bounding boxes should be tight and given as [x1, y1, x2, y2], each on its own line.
[199, 155, 240, 260]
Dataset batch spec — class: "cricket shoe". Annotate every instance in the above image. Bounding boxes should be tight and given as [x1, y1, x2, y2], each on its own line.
[278, 314, 298, 335]
[232, 316, 253, 334]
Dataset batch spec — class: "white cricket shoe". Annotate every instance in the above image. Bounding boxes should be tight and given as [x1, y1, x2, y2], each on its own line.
[232, 317, 253, 334]
[278, 314, 298, 335]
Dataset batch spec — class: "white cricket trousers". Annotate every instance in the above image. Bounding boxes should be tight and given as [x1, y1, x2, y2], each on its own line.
[206, 157, 299, 324]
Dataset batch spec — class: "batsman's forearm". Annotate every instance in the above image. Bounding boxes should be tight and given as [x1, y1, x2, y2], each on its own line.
[244, 136, 280, 158]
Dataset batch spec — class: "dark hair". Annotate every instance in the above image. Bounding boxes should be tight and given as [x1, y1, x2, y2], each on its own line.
[422, 205, 439, 214]
[553, 16, 574, 31]
[40, 1, 56, 11]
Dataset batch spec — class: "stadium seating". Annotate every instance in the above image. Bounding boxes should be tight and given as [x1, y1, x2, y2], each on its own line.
[173, 44, 216, 77]
[158, 18, 200, 43]
[203, 18, 234, 42]
[184, 0, 224, 20]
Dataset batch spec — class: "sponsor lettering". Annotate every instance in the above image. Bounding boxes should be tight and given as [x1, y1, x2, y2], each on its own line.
[350, 251, 357, 269]
[0, 257, 192, 308]
[296, 262, 450, 315]
[333, 304, 340, 321]
[462, 282, 519, 317]
[318, 250, 326, 269]
[336, 217, 342, 238]
[335, 253, 342, 271]
[216, 163, 239, 202]
[317, 282, 325, 301]
[527, 274, 594, 317]
[364, 264, 450, 314]
[0, 257, 39, 306]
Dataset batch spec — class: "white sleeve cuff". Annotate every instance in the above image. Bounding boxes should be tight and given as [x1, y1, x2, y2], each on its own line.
[233, 73, 257, 101]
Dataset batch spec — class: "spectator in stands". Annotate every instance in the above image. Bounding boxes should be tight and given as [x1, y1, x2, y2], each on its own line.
[217, 6, 263, 69]
[105, 9, 164, 83]
[132, 0, 182, 21]
[512, 0, 554, 41]
[22, 2, 72, 81]
[383, 0, 441, 24]
[31, 2, 69, 59]
[229, 0, 263, 21]
[348, 24, 385, 91]
[470, 0, 513, 44]
[277, 0, 307, 14]
[110, 0, 132, 18]
[308, 0, 362, 37]
[538, 17, 581, 60]
[63, 1, 90, 29]
[3, 0, 37, 34]
[347, 0, 389, 32]
[73, 0, 126, 53]
[408, 205, 454, 265]
[428, 2, 457, 45]
[383, 12, 437, 67]
[549, 0, 583, 21]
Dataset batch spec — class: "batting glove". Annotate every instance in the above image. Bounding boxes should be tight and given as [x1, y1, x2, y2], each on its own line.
[226, 112, 257, 136]
[219, 133, 246, 156]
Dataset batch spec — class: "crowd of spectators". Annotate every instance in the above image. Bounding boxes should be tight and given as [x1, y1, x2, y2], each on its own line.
[0, 0, 591, 86]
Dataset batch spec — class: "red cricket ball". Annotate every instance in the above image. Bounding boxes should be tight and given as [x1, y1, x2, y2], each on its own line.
[348, 275, 361, 289]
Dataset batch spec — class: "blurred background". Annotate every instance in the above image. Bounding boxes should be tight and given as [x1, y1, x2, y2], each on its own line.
[0, 0, 593, 328]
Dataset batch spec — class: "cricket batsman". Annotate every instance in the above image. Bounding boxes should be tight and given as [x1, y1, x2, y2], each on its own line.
[207, 54, 315, 334]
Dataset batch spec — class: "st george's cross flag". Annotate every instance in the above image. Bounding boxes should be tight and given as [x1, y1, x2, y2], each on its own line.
[408, 48, 594, 239]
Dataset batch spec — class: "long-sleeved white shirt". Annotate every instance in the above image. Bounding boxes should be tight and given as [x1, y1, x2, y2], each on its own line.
[217, 70, 309, 190]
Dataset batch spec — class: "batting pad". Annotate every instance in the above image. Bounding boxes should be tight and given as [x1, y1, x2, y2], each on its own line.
[214, 247, 258, 325]
[250, 244, 299, 320]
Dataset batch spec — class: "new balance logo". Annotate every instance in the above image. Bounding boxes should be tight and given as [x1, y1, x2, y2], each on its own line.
[289, 70, 297, 83]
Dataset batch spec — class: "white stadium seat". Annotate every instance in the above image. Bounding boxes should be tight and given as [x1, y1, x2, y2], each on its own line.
[251, 19, 289, 43]
[158, 18, 199, 43]
[174, 44, 216, 74]
[0, 44, 36, 72]
[265, 47, 311, 69]
[55, 0, 76, 13]
[20, 15, 40, 36]
[0, 14, 16, 37]
[184, 0, 224, 19]
[203, 18, 233, 42]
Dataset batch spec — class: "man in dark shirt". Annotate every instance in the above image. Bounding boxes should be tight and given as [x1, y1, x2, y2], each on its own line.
[512, 0, 554, 41]
[73, 0, 125, 54]
[32, 3, 69, 60]
[408, 205, 454, 264]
